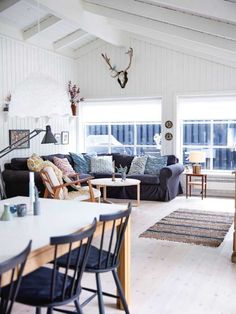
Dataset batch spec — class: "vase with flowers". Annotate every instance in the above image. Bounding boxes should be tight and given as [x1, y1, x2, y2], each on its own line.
[68, 81, 84, 116]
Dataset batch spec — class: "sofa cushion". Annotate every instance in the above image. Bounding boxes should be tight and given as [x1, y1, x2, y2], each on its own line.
[127, 174, 160, 185]
[112, 154, 134, 171]
[166, 155, 178, 165]
[145, 156, 167, 175]
[42, 154, 73, 166]
[128, 156, 148, 175]
[90, 156, 113, 174]
[69, 152, 89, 174]
[53, 156, 76, 176]
[11, 158, 28, 170]
[27, 154, 44, 172]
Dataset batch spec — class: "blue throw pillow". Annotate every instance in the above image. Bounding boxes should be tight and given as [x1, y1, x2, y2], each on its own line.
[69, 152, 88, 174]
[145, 156, 168, 175]
[70, 152, 97, 173]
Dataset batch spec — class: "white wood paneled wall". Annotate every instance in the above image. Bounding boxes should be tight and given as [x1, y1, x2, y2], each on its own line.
[0, 35, 77, 166]
[75, 37, 236, 156]
[75, 36, 236, 196]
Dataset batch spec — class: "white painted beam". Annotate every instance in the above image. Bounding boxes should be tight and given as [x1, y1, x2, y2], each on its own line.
[85, 0, 236, 41]
[26, 0, 84, 24]
[26, 0, 129, 47]
[23, 14, 61, 40]
[0, 0, 20, 12]
[75, 38, 105, 58]
[84, 1, 236, 55]
[141, 0, 236, 24]
[53, 29, 88, 50]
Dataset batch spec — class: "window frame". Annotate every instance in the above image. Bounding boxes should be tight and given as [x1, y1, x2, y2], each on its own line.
[84, 121, 162, 155]
[179, 111, 236, 172]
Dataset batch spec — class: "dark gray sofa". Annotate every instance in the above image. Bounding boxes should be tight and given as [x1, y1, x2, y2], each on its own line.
[2, 153, 184, 201]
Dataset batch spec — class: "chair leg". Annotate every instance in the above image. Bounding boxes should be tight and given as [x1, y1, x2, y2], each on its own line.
[36, 307, 41, 314]
[95, 273, 105, 314]
[112, 270, 130, 314]
[74, 299, 83, 314]
[47, 308, 53, 314]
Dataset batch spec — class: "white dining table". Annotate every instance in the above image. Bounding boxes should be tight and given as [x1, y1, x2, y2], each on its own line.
[0, 197, 130, 309]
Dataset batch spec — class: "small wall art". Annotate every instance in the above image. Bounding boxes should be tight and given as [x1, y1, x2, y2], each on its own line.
[54, 133, 61, 145]
[61, 131, 69, 145]
[9, 129, 30, 149]
[165, 120, 173, 129]
[165, 132, 173, 141]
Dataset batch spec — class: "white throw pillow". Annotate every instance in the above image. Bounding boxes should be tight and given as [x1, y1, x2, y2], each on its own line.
[90, 156, 113, 174]
[128, 156, 148, 175]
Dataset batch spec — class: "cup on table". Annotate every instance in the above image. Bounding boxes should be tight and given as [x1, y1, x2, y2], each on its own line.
[16, 204, 27, 217]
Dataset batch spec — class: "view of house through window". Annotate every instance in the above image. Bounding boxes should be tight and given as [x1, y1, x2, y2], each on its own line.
[80, 99, 162, 155]
[178, 96, 236, 171]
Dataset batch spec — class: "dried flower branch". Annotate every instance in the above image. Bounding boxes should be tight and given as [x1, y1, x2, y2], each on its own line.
[68, 81, 84, 104]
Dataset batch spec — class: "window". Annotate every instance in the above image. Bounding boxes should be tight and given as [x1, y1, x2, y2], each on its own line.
[80, 99, 162, 155]
[178, 96, 236, 171]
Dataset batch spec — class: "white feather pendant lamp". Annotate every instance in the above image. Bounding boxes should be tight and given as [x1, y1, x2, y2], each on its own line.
[9, 73, 71, 118]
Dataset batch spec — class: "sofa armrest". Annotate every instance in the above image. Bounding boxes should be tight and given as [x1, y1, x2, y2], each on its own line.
[2, 170, 44, 198]
[4, 163, 12, 170]
[159, 163, 185, 201]
[160, 163, 185, 181]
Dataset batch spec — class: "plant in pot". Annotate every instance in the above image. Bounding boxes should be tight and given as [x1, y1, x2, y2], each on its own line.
[116, 165, 128, 181]
[68, 81, 84, 116]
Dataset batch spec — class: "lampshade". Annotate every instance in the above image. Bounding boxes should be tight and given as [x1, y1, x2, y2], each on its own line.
[189, 151, 206, 163]
[9, 73, 71, 118]
[41, 125, 57, 144]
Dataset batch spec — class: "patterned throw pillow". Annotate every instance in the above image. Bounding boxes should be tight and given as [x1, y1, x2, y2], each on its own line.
[27, 153, 63, 184]
[128, 156, 148, 175]
[69, 152, 89, 174]
[145, 156, 168, 175]
[90, 156, 113, 174]
[27, 154, 44, 172]
[69, 152, 97, 174]
[53, 156, 75, 176]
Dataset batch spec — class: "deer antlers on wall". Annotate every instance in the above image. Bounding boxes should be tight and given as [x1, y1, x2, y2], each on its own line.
[101, 47, 133, 89]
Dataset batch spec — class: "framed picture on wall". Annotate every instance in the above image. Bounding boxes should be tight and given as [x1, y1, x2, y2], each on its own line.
[54, 133, 61, 145]
[61, 131, 69, 145]
[9, 129, 30, 149]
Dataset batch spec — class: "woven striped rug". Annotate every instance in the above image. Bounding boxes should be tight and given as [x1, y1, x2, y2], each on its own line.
[140, 209, 234, 247]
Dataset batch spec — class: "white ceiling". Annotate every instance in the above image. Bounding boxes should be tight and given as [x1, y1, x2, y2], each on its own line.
[0, 0, 236, 66]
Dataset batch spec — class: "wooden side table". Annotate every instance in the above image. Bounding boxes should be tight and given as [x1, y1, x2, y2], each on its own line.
[185, 173, 207, 200]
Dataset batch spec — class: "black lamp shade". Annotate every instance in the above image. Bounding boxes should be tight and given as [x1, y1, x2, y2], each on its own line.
[41, 125, 57, 144]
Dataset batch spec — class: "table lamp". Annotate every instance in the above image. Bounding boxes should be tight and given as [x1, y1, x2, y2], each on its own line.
[189, 151, 206, 174]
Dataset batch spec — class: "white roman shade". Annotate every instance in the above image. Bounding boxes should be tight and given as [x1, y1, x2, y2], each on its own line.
[80, 98, 162, 123]
[179, 95, 236, 120]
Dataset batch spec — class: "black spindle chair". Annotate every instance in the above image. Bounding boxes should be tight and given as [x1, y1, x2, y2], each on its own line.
[3, 219, 97, 314]
[57, 203, 132, 314]
[0, 240, 32, 314]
